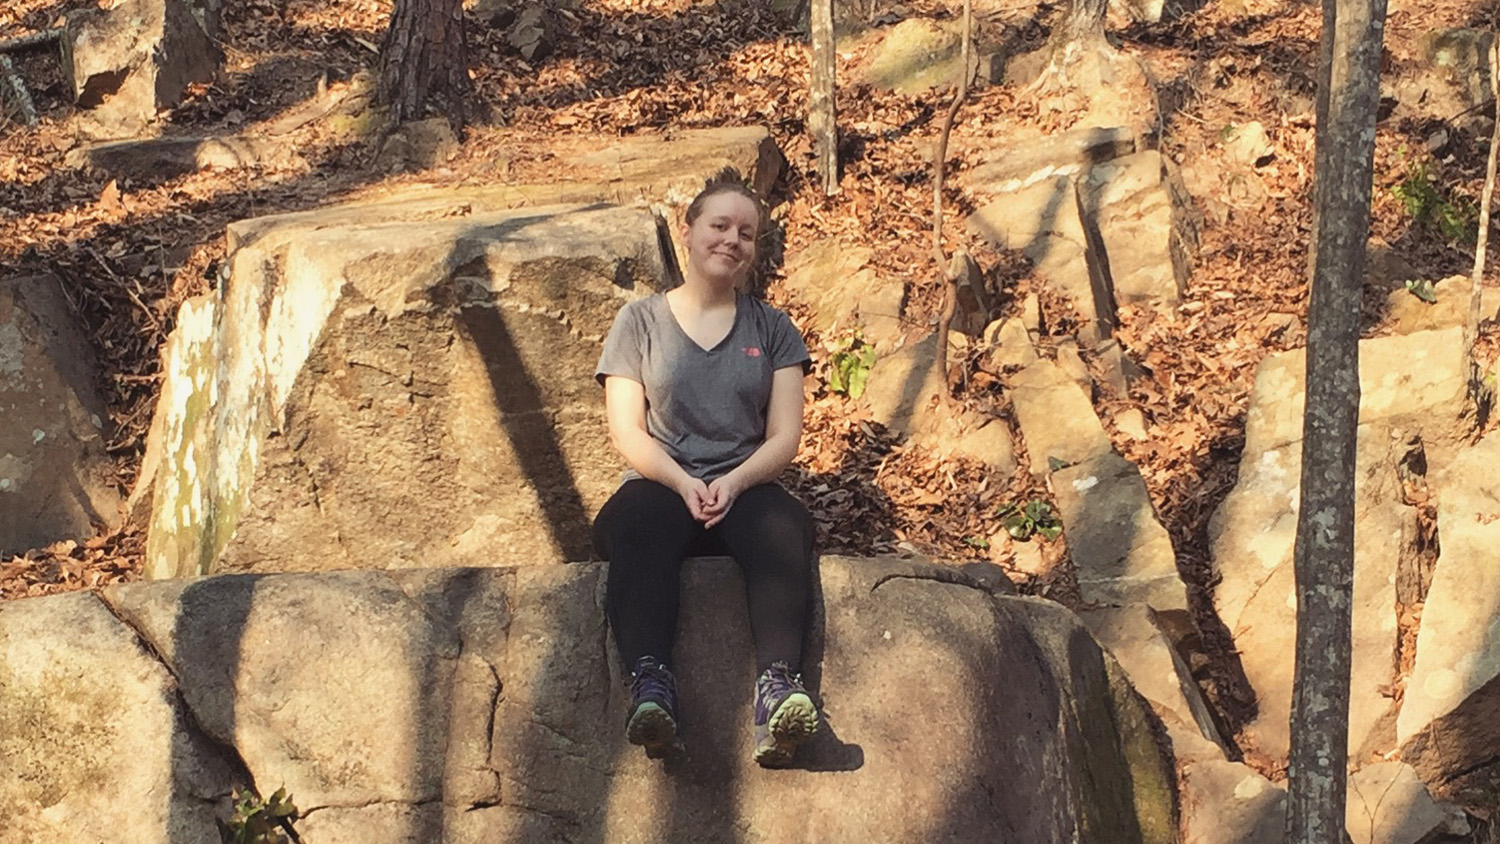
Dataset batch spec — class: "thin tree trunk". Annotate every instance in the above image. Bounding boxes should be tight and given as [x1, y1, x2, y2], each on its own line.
[0, 55, 38, 126]
[379, 0, 470, 126]
[931, 0, 973, 392]
[809, 0, 838, 195]
[1466, 33, 1500, 372]
[1286, 0, 1387, 841]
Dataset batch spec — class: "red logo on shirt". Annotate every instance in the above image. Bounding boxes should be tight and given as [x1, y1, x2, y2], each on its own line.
[743, 346, 762, 357]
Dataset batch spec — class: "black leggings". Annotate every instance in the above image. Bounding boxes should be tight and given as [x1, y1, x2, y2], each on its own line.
[591, 479, 815, 675]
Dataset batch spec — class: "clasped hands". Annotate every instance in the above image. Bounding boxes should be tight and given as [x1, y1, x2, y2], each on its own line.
[678, 472, 744, 529]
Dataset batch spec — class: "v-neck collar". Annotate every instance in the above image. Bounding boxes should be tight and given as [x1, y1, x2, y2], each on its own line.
[664, 291, 740, 353]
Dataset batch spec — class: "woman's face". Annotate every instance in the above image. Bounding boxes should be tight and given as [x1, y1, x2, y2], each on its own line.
[682, 192, 759, 286]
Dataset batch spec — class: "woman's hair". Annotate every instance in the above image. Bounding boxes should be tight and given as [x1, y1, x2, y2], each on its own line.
[685, 167, 768, 235]
[683, 167, 778, 296]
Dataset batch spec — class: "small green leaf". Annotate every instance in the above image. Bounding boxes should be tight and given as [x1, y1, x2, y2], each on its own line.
[1024, 499, 1052, 522]
[1405, 279, 1438, 304]
[847, 364, 870, 399]
[828, 364, 847, 394]
[1047, 456, 1072, 472]
[963, 535, 990, 549]
[1037, 524, 1063, 541]
[1003, 512, 1034, 539]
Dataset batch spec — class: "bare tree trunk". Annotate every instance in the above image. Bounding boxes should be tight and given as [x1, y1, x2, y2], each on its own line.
[1286, 0, 1387, 841]
[1049, 0, 1108, 55]
[931, 0, 974, 393]
[1466, 33, 1500, 393]
[809, 0, 838, 195]
[379, 0, 470, 126]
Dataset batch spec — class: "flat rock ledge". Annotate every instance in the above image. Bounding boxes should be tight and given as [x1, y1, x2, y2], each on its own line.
[0, 556, 1174, 844]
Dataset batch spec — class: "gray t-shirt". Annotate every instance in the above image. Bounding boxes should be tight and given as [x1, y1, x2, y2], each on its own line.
[595, 292, 811, 482]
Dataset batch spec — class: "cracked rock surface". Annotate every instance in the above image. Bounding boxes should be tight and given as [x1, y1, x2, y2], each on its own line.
[0, 556, 1175, 844]
[0, 591, 234, 844]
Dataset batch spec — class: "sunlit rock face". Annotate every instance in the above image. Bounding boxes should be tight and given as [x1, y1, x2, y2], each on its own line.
[135, 126, 786, 580]
[0, 556, 1175, 844]
[140, 201, 673, 579]
[1210, 327, 1471, 765]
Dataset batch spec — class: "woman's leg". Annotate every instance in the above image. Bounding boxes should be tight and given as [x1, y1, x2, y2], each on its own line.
[712, 483, 816, 673]
[714, 482, 818, 767]
[592, 479, 700, 668]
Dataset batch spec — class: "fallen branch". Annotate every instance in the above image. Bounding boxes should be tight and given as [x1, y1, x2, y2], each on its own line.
[930, 0, 974, 396]
[0, 28, 61, 55]
[0, 54, 39, 126]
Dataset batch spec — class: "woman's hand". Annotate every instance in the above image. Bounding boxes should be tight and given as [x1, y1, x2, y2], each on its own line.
[677, 475, 713, 523]
[701, 473, 747, 528]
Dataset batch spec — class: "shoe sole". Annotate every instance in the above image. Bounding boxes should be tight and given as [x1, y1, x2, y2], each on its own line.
[626, 702, 678, 759]
[754, 692, 818, 768]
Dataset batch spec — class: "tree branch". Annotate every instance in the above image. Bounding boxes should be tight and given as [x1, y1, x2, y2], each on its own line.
[931, 0, 973, 396]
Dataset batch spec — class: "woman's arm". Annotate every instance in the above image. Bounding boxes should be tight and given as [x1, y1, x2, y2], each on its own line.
[702, 365, 806, 527]
[603, 375, 711, 520]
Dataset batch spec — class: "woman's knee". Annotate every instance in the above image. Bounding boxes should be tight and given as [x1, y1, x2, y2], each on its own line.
[740, 485, 813, 537]
[594, 480, 696, 555]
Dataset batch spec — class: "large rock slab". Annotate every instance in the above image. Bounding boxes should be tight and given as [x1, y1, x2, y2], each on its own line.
[860, 18, 968, 94]
[0, 275, 121, 554]
[1010, 360, 1187, 618]
[1211, 328, 1470, 763]
[1179, 760, 1284, 844]
[969, 175, 1105, 338]
[1055, 454, 1187, 616]
[62, 0, 220, 135]
[1346, 762, 1452, 844]
[1077, 151, 1197, 310]
[0, 592, 235, 843]
[107, 571, 464, 811]
[968, 150, 1196, 342]
[963, 126, 1137, 193]
[1081, 606, 1226, 758]
[66, 134, 304, 180]
[2, 557, 1176, 843]
[1398, 431, 1500, 807]
[1009, 359, 1114, 475]
[140, 203, 675, 578]
[780, 240, 904, 350]
[1386, 29, 1494, 129]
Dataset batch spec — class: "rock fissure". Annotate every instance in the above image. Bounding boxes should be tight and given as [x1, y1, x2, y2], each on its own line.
[92, 589, 261, 798]
[869, 567, 998, 596]
[1393, 434, 1439, 704]
[298, 796, 446, 816]
[290, 451, 330, 522]
[1433, 752, 1500, 787]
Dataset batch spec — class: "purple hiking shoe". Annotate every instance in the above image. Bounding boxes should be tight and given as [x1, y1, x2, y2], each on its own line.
[625, 656, 679, 759]
[752, 661, 818, 768]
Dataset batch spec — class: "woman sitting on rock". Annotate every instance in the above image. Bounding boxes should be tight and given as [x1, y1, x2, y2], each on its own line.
[591, 171, 818, 767]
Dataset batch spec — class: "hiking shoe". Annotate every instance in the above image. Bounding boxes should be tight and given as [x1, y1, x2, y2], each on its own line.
[625, 656, 679, 759]
[752, 661, 818, 768]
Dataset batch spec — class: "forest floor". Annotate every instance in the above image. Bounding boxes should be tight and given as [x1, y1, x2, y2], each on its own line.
[4, 0, 1500, 761]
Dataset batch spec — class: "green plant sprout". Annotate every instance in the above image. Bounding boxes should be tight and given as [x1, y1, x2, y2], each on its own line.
[1404, 278, 1438, 304]
[827, 333, 877, 400]
[1390, 157, 1478, 245]
[226, 787, 298, 844]
[998, 499, 1062, 541]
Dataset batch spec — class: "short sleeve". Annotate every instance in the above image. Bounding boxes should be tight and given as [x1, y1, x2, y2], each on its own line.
[595, 302, 645, 386]
[767, 308, 812, 374]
